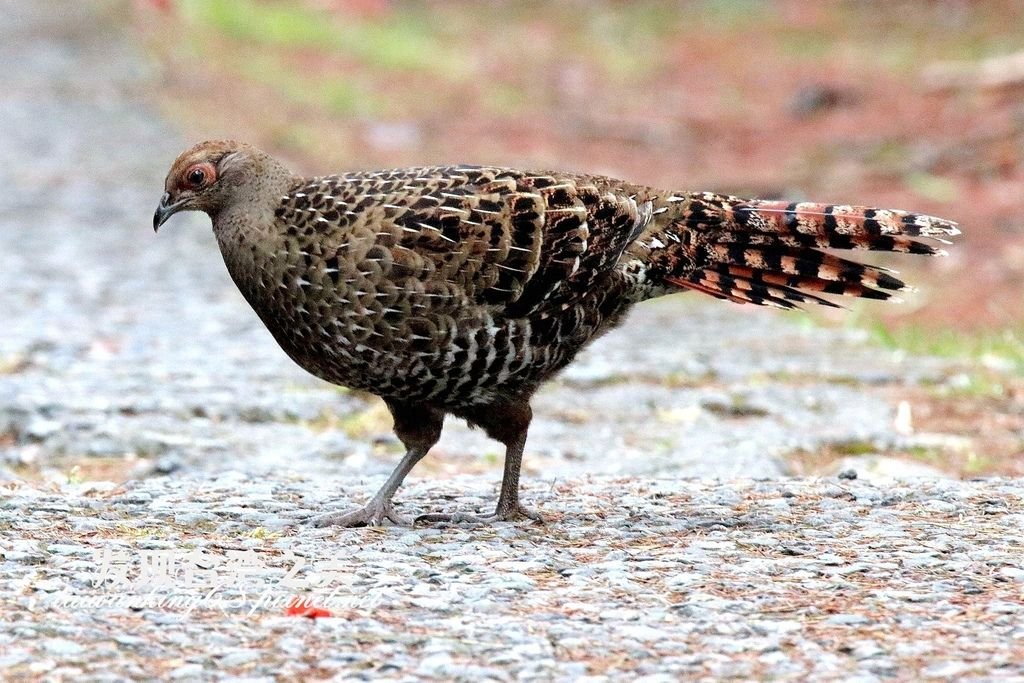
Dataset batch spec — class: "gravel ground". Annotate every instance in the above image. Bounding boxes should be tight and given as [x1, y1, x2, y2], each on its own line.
[1, 2, 1022, 680]
[3, 476, 1024, 681]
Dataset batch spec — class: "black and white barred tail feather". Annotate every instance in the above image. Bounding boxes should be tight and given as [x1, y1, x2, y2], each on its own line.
[642, 194, 960, 310]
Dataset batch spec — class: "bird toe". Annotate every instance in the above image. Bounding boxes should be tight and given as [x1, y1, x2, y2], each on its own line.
[415, 504, 544, 526]
[307, 503, 409, 528]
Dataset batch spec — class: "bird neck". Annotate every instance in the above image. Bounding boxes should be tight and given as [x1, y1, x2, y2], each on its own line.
[210, 158, 299, 309]
[214, 151, 297, 229]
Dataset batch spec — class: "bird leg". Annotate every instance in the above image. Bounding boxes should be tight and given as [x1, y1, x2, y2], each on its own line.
[308, 446, 426, 527]
[416, 400, 544, 525]
[309, 401, 442, 528]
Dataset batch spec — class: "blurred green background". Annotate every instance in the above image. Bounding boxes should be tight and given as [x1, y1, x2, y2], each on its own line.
[132, 0, 1024, 354]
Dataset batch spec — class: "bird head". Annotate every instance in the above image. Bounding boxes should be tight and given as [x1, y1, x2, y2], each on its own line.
[153, 140, 289, 232]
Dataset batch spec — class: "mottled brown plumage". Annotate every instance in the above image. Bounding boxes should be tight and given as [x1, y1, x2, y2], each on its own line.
[155, 140, 960, 526]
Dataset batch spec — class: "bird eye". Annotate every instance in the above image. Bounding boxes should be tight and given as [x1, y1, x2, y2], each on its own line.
[183, 162, 216, 190]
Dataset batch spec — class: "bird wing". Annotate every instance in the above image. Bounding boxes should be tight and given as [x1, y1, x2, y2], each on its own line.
[284, 167, 653, 320]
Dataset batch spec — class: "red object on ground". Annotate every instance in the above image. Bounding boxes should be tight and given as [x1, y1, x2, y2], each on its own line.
[284, 597, 333, 619]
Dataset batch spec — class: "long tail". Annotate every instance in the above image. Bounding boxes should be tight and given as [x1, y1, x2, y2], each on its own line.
[633, 193, 960, 310]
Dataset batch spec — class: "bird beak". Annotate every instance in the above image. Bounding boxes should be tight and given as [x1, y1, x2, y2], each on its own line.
[153, 192, 188, 232]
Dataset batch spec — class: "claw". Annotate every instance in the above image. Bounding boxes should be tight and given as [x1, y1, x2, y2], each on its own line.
[308, 501, 409, 528]
[415, 504, 544, 526]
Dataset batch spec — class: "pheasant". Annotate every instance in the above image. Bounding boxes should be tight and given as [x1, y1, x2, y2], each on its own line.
[154, 140, 959, 526]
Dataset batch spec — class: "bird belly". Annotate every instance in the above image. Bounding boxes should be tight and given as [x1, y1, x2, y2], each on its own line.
[222, 232, 630, 407]
[239, 281, 524, 404]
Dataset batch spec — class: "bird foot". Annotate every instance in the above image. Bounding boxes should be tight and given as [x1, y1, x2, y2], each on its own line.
[307, 501, 409, 528]
[415, 503, 544, 526]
